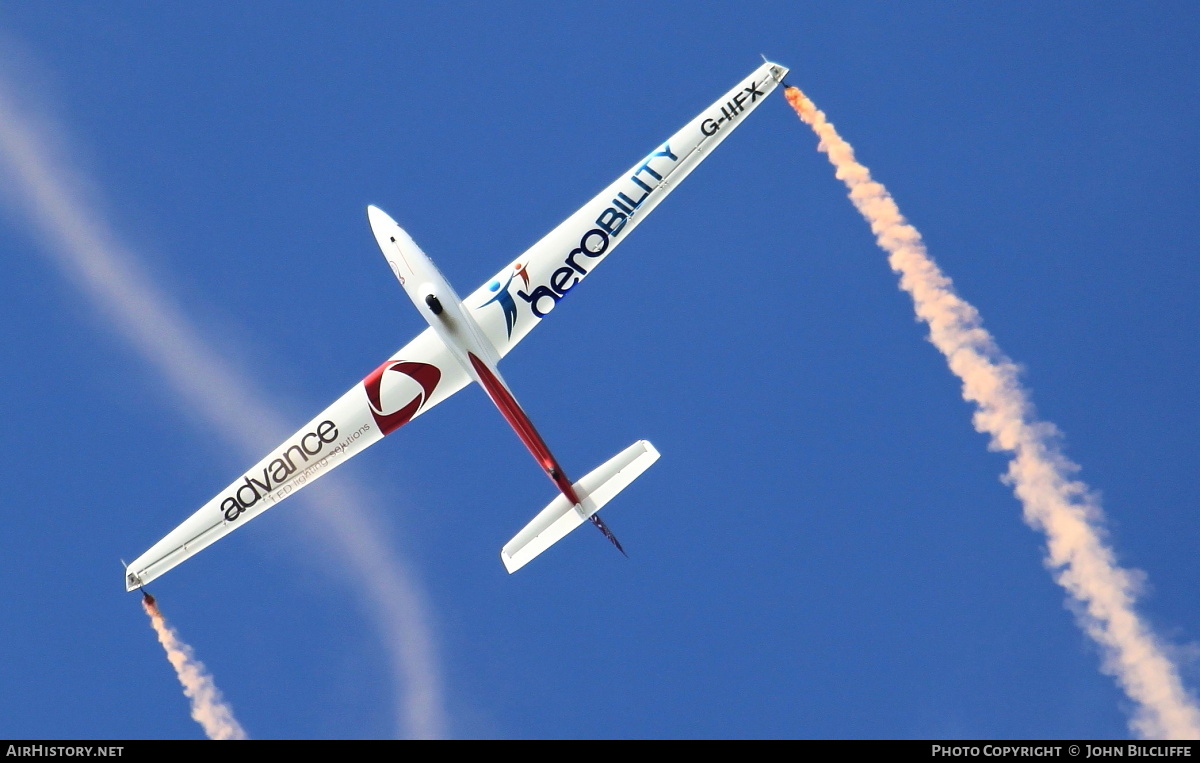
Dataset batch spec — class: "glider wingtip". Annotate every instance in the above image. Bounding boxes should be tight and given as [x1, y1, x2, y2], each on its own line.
[757, 57, 791, 85]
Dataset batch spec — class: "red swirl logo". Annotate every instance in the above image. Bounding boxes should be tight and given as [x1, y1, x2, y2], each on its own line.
[362, 360, 441, 435]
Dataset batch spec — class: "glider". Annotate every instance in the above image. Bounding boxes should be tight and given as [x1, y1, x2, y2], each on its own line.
[125, 60, 790, 590]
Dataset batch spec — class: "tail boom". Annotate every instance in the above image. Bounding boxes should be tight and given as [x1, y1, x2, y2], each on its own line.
[466, 352, 582, 504]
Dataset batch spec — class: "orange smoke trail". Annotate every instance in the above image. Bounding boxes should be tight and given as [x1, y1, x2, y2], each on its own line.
[141, 595, 248, 740]
[784, 87, 1200, 739]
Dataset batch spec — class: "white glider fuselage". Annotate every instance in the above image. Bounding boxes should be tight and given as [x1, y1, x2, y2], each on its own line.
[124, 60, 790, 589]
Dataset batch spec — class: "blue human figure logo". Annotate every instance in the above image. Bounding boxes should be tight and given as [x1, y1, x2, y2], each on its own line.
[481, 262, 528, 338]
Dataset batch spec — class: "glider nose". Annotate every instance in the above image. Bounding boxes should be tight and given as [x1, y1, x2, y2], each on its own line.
[366, 204, 397, 234]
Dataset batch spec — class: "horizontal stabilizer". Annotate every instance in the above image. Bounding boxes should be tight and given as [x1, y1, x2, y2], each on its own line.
[501, 440, 660, 573]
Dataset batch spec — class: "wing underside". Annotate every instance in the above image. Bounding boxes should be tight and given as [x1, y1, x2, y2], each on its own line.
[124, 328, 469, 590]
[465, 61, 789, 359]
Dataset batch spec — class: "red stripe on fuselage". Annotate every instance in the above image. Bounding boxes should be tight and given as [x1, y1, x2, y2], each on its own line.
[467, 352, 581, 505]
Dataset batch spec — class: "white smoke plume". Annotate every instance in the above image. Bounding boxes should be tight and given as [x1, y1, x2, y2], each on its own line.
[0, 58, 444, 738]
[785, 87, 1200, 739]
[142, 596, 248, 740]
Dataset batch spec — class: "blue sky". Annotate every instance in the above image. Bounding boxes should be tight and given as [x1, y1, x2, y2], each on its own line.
[0, 3, 1196, 739]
